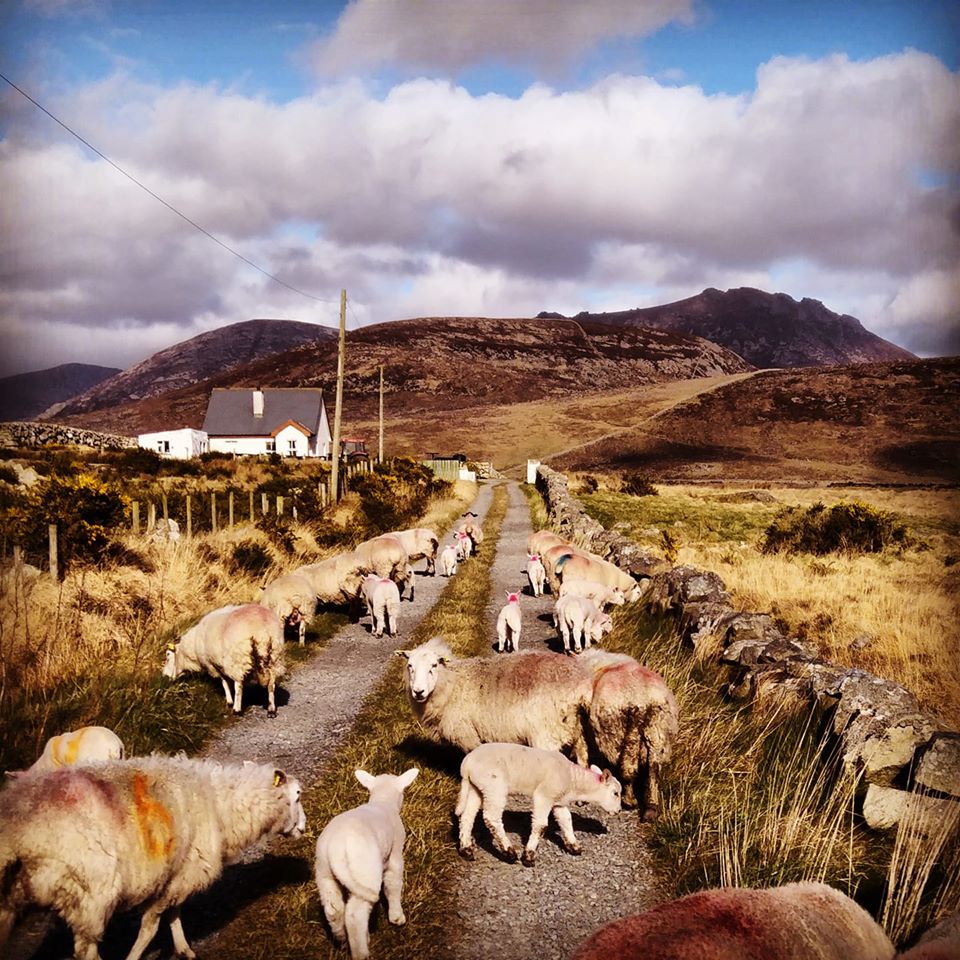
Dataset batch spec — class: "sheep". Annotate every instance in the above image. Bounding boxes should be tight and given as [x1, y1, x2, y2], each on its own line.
[7, 726, 124, 778]
[0, 756, 306, 960]
[455, 530, 473, 562]
[552, 595, 612, 653]
[315, 768, 419, 960]
[163, 603, 285, 716]
[526, 529, 568, 557]
[542, 541, 591, 595]
[360, 574, 401, 638]
[579, 648, 678, 817]
[456, 743, 622, 866]
[438, 543, 459, 577]
[496, 591, 522, 653]
[558, 553, 647, 602]
[296, 554, 368, 608]
[352, 535, 415, 601]
[260, 570, 316, 646]
[384, 527, 440, 575]
[558, 577, 626, 610]
[569, 881, 895, 960]
[456, 517, 483, 554]
[526, 553, 546, 597]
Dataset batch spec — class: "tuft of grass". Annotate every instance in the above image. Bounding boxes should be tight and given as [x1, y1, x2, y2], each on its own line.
[205, 484, 509, 960]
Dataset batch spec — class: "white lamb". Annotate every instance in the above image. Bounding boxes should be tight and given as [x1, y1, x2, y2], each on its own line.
[496, 591, 522, 653]
[526, 554, 546, 597]
[315, 768, 419, 960]
[558, 577, 626, 610]
[8, 726, 124, 778]
[456, 743, 622, 866]
[438, 544, 458, 577]
[553, 595, 612, 653]
[360, 574, 401, 638]
[163, 603, 285, 716]
[0, 757, 306, 960]
[455, 531, 473, 562]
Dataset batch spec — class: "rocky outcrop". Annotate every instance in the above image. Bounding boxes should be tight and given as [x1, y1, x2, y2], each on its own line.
[534, 464, 960, 834]
[0, 420, 136, 450]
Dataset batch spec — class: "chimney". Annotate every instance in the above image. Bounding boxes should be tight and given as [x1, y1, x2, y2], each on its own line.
[252, 388, 264, 418]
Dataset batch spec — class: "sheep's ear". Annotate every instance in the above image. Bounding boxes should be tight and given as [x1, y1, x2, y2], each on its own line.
[6, 770, 24, 780]
[355, 769, 376, 789]
[589, 764, 604, 780]
[273, 770, 287, 787]
[602, 769, 613, 782]
[165, 642, 177, 652]
[397, 768, 419, 789]
[437, 655, 449, 665]
[395, 649, 410, 660]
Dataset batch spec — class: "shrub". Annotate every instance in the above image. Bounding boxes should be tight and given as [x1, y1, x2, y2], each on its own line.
[621, 471, 658, 497]
[231, 540, 274, 578]
[112, 447, 163, 476]
[0, 463, 19, 484]
[255, 513, 297, 555]
[762, 501, 909, 555]
[581, 474, 599, 493]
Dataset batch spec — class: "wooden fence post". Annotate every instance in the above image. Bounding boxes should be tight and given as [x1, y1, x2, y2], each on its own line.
[48, 524, 58, 581]
[147, 502, 156, 533]
[249, 489, 255, 523]
[186, 494, 192, 538]
[228, 491, 235, 527]
[261, 493, 268, 515]
[132, 501, 140, 534]
[277, 496, 284, 517]
[162, 492, 169, 525]
[211, 492, 217, 534]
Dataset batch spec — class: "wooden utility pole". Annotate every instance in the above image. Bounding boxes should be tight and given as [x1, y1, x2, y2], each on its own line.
[378, 364, 384, 464]
[330, 288, 347, 502]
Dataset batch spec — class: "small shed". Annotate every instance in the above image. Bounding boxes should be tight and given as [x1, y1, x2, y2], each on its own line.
[138, 428, 208, 459]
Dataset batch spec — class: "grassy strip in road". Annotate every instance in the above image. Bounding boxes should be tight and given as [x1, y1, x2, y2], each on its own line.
[206, 483, 509, 960]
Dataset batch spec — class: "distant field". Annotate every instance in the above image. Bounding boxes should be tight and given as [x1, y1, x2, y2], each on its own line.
[572, 477, 960, 729]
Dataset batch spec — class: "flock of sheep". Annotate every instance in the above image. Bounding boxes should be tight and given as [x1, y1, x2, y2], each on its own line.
[0, 508, 941, 960]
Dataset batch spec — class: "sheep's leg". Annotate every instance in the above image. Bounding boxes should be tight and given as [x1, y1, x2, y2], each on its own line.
[168, 908, 196, 959]
[267, 675, 277, 717]
[496, 620, 506, 653]
[344, 896, 373, 960]
[617, 711, 641, 809]
[512, 622, 521, 653]
[383, 850, 406, 925]
[317, 875, 346, 941]
[457, 784, 483, 858]
[72, 936, 102, 960]
[481, 788, 518, 862]
[0, 906, 15, 952]
[123, 903, 165, 960]
[388, 601, 400, 637]
[552, 805, 582, 856]
[220, 677, 233, 706]
[572, 619, 583, 653]
[643, 761, 662, 822]
[298, 619, 306, 647]
[521, 792, 553, 866]
[571, 727, 590, 767]
[232, 679, 243, 714]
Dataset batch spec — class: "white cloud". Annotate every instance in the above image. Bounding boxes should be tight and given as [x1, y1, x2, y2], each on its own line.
[23, 0, 107, 18]
[310, 0, 695, 75]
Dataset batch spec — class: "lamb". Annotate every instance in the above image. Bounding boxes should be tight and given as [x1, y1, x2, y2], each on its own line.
[352, 535, 415, 601]
[558, 553, 647, 602]
[0, 756, 306, 960]
[315, 768, 419, 960]
[163, 603, 285, 716]
[360, 574, 401, 638]
[552, 595, 612, 653]
[260, 570, 316, 646]
[558, 577, 626, 610]
[569, 881, 895, 960]
[456, 743, 622, 866]
[496, 591, 522, 653]
[526, 554, 546, 597]
[456, 517, 483, 554]
[8, 725, 124, 778]
[455, 530, 473, 562]
[438, 543, 459, 577]
[384, 527, 440, 575]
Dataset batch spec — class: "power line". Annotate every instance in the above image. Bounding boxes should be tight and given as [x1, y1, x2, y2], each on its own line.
[0, 71, 340, 306]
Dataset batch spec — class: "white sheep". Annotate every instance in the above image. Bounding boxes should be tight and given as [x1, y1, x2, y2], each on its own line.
[456, 743, 622, 866]
[542, 541, 590, 595]
[0, 756, 306, 960]
[526, 529, 568, 557]
[559, 553, 647, 602]
[384, 528, 440, 575]
[570, 882, 895, 960]
[457, 517, 483, 554]
[7, 725, 125, 779]
[315, 768, 419, 960]
[352, 535, 414, 601]
[455, 530, 473, 562]
[163, 603, 285, 716]
[296, 554, 368, 608]
[526, 554, 546, 597]
[360, 574, 401, 638]
[558, 577, 626, 610]
[438, 544, 458, 577]
[496, 591, 522, 653]
[553, 595, 612, 653]
[260, 571, 316, 646]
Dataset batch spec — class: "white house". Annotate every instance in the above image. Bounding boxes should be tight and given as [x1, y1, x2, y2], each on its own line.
[201, 387, 332, 458]
[138, 428, 208, 459]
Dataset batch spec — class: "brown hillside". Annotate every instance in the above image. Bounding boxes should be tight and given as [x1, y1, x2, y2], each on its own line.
[553, 357, 960, 485]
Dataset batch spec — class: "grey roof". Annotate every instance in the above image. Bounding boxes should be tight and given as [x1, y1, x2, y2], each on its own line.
[202, 388, 325, 437]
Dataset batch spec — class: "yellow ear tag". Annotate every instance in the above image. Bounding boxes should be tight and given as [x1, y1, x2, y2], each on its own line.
[166, 643, 176, 652]
[273, 772, 282, 787]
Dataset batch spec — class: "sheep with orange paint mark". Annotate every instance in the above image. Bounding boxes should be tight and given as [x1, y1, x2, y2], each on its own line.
[163, 602, 285, 716]
[7, 725, 124, 779]
[0, 755, 306, 960]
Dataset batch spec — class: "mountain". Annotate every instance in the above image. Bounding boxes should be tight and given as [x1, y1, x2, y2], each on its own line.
[544, 287, 916, 368]
[0, 363, 121, 422]
[55, 318, 338, 417]
[553, 356, 960, 485]
[50, 315, 753, 437]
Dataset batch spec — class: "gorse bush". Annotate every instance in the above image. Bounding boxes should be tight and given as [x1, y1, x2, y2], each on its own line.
[621, 470, 658, 497]
[762, 501, 909, 555]
[0, 463, 19, 485]
[230, 540, 274, 578]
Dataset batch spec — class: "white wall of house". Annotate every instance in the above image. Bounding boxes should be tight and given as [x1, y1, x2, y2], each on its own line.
[208, 429, 318, 457]
[275, 423, 311, 458]
[138, 429, 208, 459]
[208, 436, 270, 456]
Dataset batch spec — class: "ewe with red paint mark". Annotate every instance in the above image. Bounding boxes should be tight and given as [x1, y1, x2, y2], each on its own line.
[0, 757, 305, 960]
[570, 882, 895, 960]
[383, 527, 440, 575]
[496, 591, 523, 652]
[559, 553, 647, 602]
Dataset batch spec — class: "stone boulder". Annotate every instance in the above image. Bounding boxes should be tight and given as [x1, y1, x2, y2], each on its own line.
[915, 734, 960, 798]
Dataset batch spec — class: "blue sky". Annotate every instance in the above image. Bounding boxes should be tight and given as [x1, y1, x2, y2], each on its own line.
[1, 0, 958, 374]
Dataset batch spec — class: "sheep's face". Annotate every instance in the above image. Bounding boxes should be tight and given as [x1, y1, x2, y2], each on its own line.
[162, 646, 179, 679]
[275, 772, 306, 838]
[608, 588, 626, 606]
[403, 649, 444, 702]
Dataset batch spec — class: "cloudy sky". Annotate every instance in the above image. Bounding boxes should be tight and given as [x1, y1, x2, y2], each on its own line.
[1, 0, 958, 376]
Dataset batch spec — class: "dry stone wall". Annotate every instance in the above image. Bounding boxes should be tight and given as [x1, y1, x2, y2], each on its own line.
[535, 464, 959, 832]
[0, 420, 136, 451]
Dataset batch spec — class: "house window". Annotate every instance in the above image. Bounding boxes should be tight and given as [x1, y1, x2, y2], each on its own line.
[287, 439, 298, 456]
[157, 440, 170, 454]
[266, 440, 276, 453]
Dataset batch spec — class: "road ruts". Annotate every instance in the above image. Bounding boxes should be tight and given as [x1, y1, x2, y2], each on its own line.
[448, 479, 664, 960]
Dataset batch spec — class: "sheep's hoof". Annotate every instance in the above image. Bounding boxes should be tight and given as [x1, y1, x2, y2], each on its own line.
[389, 911, 406, 926]
[564, 842, 582, 856]
[521, 849, 536, 867]
[267, 708, 277, 718]
[458, 845, 476, 861]
[502, 847, 520, 864]
[642, 804, 661, 822]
